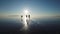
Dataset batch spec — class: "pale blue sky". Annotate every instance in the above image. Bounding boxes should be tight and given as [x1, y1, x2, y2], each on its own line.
[0, 0, 60, 16]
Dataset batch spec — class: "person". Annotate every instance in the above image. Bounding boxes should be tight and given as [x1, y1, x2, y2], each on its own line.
[28, 15, 30, 19]
[21, 15, 23, 18]
[26, 15, 27, 18]
[21, 15, 23, 21]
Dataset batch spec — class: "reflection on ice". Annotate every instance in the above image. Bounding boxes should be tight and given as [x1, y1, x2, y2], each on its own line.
[20, 14, 30, 31]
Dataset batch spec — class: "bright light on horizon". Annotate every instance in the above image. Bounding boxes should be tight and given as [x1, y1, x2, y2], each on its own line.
[24, 10, 28, 15]
[23, 9, 29, 30]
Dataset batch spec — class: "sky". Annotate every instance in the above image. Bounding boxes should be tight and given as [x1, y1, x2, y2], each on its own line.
[0, 0, 60, 18]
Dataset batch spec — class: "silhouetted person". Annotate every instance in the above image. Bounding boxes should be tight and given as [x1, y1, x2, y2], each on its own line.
[21, 15, 23, 18]
[21, 15, 23, 21]
[28, 15, 30, 19]
[26, 15, 27, 18]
